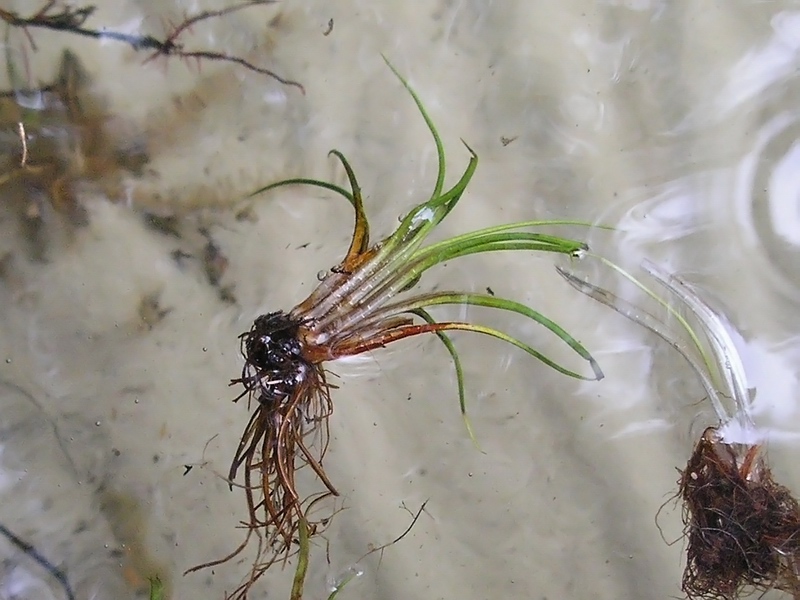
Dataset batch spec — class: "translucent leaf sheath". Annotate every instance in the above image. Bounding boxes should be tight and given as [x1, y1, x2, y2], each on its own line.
[558, 259, 753, 430]
[641, 260, 753, 428]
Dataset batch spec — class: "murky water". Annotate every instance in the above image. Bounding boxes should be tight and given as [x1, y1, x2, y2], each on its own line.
[1, 1, 800, 599]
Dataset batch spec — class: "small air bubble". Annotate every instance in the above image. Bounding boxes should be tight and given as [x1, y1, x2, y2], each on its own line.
[4, 358, 10, 364]
[202, 347, 208, 352]
[410, 207, 435, 228]
[95, 421, 101, 426]
[317, 270, 327, 281]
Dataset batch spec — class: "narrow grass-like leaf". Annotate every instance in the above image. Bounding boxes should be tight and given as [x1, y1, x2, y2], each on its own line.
[415, 221, 595, 261]
[557, 257, 754, 426]
[249, 178, 354, 206]
[387, 143, 477, 252]
[430, 321, 599, 380]
[589, 254, 716, 379]
[382, 56, 446, 199]
[410, 307, 479, 446]
[370, 292, 601, 380]
[328, 150, 370, 261]
[403, 232, 585, 278]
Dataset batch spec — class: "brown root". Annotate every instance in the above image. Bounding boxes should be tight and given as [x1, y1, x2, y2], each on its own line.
[188, 313, 338, 599]
[679, 427, 800, 599]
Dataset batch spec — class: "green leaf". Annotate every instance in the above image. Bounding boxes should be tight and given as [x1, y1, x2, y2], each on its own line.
[377, 292, 603, 381]
[248, 177, 354, 205]
[148, 576, 165, 600]
[382, 56, 446, 199]
[410, 308, 481, 447]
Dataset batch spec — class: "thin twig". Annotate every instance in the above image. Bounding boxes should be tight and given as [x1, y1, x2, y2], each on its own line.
[0, 1, 304, 93]
[0, 523, 76, 600]
[359, 500, 429, 567]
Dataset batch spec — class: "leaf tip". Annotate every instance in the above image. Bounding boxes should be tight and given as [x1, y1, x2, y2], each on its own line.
[590, 358, 605, 381]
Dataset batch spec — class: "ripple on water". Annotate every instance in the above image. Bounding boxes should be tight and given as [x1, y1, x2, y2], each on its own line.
[735, 109, 800, 303]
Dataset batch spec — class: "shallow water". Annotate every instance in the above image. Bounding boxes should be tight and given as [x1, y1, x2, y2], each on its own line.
[1, 1, 799, 599]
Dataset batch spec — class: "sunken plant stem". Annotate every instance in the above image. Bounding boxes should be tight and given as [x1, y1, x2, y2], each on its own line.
[291, 518, 311, 600]
[0, 523, 75, 600]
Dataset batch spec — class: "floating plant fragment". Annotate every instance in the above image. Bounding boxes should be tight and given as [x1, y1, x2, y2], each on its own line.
[558, 259, 800, 600]
[188, 61, 603, 599]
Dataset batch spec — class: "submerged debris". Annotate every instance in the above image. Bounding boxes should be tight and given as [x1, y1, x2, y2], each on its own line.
[137, 292, 171, 330]
[0, 1, 303, 92]
[199, 227, 236, 303]
[0, 523, 76, 600]
[142, 212, 182, 238]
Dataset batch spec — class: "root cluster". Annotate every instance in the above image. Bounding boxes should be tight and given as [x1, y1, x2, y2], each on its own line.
[680, 427, 800, 599]
[187, 312, 337, 599]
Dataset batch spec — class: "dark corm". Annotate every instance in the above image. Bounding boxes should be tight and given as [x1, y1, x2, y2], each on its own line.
[235, 311, 306, 405]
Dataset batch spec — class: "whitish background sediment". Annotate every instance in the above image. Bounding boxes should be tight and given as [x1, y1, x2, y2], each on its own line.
[1, 1, 800, 599]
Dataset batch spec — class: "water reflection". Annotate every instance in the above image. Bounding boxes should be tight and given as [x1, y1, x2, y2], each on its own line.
[736, 109, 800, 301]
[715, 11, 800, 118]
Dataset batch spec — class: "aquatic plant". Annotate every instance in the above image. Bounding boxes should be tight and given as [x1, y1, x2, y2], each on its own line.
[559, 259, 800, 600]
[188, 61, 603, 599]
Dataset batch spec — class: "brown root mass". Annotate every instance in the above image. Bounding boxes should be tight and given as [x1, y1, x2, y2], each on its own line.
[187, 312, 337, 599]
[679, 427, 800, 599]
